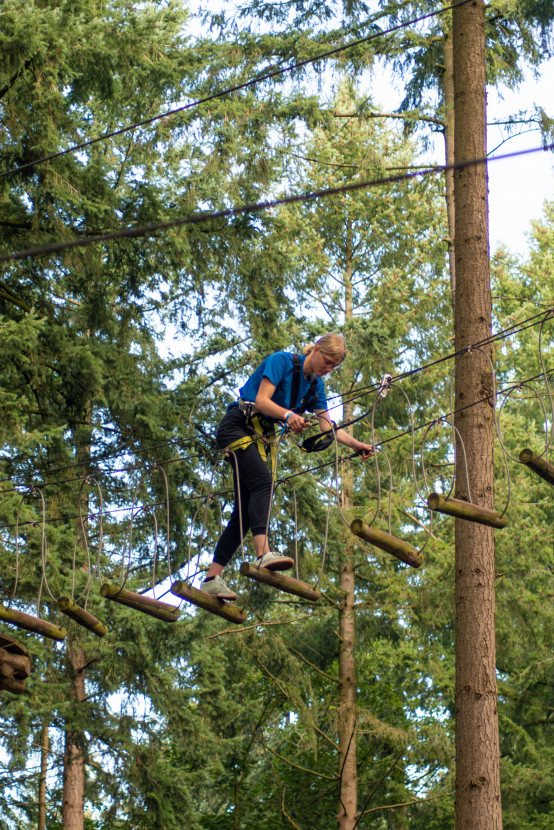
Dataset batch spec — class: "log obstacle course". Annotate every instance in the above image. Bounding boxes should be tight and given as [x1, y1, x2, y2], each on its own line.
[239, 562, 321, 600]
[57, 597, 108, 637]
[0, 605, 67, 641]
[519, 448, 554, 487]
[0, 634, 31, 694]
[350, 519, 423, 568]
[170, 581, 247, 623]
[427, 492, 508, 529]
[100, 584, 181, 622]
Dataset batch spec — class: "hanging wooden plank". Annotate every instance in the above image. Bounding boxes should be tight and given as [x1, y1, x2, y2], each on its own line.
[350, 519, 423, 568]
[0, 635, 31, 694]
[519, 448, 554, 487]
[57, 597, 108, 637]
[100, 584, 180, 622]
[239, 563, 321, 600]
[0, 605, 66, 641]
[170, 581, 247, 624]
[427, 492, 508, 528]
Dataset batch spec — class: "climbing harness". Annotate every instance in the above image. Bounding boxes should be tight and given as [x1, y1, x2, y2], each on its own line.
[225, 353, 319, 472]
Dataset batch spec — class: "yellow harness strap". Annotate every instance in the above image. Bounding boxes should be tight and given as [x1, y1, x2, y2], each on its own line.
[223, 415, 278, 478]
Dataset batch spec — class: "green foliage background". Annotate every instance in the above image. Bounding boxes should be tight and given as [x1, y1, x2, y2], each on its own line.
[0, 1, 552, 828]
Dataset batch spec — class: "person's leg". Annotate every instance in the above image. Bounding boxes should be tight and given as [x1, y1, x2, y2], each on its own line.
[205, 456, 254, 577]
[204, 410, 292, 595]
[205, 442, 293, 577]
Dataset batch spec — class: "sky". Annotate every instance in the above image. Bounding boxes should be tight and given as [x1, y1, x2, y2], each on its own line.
[485, 58, 554, 255]
[370, 55, 554, 257]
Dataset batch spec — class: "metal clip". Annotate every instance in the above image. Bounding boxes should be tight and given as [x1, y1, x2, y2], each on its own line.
[377, 373, 393, 399]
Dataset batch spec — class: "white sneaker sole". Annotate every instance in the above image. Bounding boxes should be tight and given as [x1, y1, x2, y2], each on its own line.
[256, 556, 294, 572]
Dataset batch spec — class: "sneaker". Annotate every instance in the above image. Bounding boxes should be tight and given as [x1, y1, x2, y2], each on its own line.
[201, 575, 238, 601]
[255, 551, 294, 571]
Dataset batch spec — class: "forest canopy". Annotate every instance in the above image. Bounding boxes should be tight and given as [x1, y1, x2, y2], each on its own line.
[0, 1, 552, 828]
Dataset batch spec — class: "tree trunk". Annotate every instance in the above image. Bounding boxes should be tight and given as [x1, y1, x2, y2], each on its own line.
[62, 423, 92, 830]
[443, 28, 456, 307]
[38, 724, 49, 830]
[452, 2, 503, 828]
[62, 635, 86, 830]
[337, 226, 357, 830]
[338, 427, 357, 830]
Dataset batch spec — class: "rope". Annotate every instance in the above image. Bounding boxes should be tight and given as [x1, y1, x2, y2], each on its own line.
[0, 311, 550, 496]
[2, 143, 551, 265]
[0, 0, 474, 182]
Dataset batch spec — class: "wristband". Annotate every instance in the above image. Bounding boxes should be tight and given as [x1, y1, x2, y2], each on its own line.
[284, 411, 293, 422]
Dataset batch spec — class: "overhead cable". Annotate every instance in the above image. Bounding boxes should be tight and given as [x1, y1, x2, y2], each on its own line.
[0, 0, 473, 182]
[1, 364, 550, 533]
[1, 143, 552, 265]
[0, 309, 551, 491]
[329, 307, 553, 408]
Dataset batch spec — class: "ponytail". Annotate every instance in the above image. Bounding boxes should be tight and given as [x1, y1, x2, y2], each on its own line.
[303, 333, 346, 363]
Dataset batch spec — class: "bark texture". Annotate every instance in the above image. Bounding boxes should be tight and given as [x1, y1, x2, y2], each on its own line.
[338, 455, 358, 830]
[452, 2, 502, 828]
[337, 240, 357, 830]
[38, 724, 49, 830]
[62, 636, 86, 830]
[443, 28, 456, 307]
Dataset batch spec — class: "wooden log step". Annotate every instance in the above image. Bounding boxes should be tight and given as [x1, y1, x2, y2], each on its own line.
[170, 581, 247, 624]
[519, 448, 554, 487]
[0, 676, 26, 693]
[100, 584, 180, 623]
[0, 632, 31, 658]
[57, 597, 108, 637]
[427, 492, 508, 528]
[0, 647, 31, 679]
[239, 562, 321, 600]
[0, 635, 31, 693]
[350, 519, 423, 568]
[0, 605, 66, 641]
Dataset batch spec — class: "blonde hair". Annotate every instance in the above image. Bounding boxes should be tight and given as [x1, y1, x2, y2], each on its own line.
[303, 333, 346, 363]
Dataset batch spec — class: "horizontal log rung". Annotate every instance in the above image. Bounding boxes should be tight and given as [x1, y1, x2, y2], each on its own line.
[57, 597, 108, 637]
[427, 492, 508, 528]
[0, 647, 31, 679]
[350, 519, 423, 568]
[100, 584, 180, 622]
[170, 581, 247, 624]
[239, 563, 321, 600]
[0, 605, 66, 641]
[0, 676, 26, 694]
[519, 448, 554, 487]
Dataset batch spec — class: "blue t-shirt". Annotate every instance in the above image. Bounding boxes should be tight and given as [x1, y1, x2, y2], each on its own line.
[238, 352, 327, 412]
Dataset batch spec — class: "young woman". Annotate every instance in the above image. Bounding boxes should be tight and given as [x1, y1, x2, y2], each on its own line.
[202, 334, 374, 599]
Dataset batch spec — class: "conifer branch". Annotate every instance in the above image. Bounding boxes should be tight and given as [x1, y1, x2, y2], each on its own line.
[354, 750, 403, 828]
[206, 613, 316, 638]
[333, 110, 445, 127]
[357, 790, 453, 818]
[0, 54, 37, 100]
[243, 643, 290, 701]
[256, 732, 337, 781]
[281, 788, 303, 830]
[0, 283, 32, 313]
[399, 509, 439, 539]
[284, 641, 338, 683]
[313, 723, 339, 752]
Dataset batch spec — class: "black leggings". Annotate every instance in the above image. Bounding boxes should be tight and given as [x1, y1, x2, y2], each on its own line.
[212, 407, 274, 567]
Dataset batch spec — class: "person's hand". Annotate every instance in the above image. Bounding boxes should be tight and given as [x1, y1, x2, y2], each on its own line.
[285, 412, 310, 435]
[354, 442, 374, 460]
